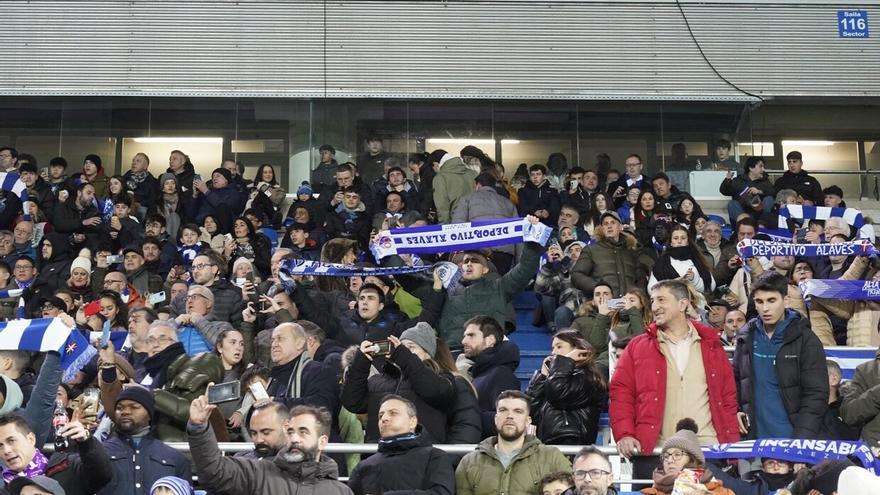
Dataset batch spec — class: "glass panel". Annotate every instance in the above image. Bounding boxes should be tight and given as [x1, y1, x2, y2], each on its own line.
[60, 98, 116, 176]
[494, 102, 576, 180]
[780, 140, 861, 200]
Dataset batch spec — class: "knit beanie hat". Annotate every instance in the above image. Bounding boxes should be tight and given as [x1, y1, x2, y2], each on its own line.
[84, 154, 103, 170]
[212, 167, 232, 184]
[297, 181, 313, 196]
[70, 248, 92, 275]
[400, 322, 437, 358]
[116, 385, 155, 423]
[838, 465, 880, 495]
[150, 476, 194, 495]
[159, 173, 178, 189]
[661, 418, 704, 465]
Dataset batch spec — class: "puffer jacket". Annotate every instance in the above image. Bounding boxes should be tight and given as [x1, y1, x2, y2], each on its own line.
[732, 311, 829, 439]
[840, 349, 880, 447]
[169, 278, 244, 329]
[609, 321, 739, 455]
[446, 375, 482, 444]
[341, 344, 455, 443]
[471, 340, 522, 436]
[347, 429, 455, 495]
[187, 423, 353, 495]
[454, 435, 571, 495]
[451, 187, 519, 255]
[527, 354, 606, 445]
[719, 173, 775, 204]
[433, 156, 477, 224]
[153, 352, 225, 442]
[517, 179, 561, 226]
[572, 234, 652, 297]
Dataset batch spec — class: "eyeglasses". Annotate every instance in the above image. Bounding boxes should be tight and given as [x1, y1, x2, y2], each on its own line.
[147, 335, 174, 346]
[661, 450, 689, 462]
[191, 263, 215, 271]
[573, 469, 611, 480]
[186, 294, 208, 301]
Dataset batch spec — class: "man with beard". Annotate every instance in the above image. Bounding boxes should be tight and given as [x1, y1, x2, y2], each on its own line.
[188, 399, 353, 494]
[98, 387, 190, 495]
[52, 182, 101, 250]
[169, 251, 244, 328]
[347, 395, 454, 495]
[455, 390, 570, 495]
[568, 446, 616, 495]
[234, 400, 290, 460]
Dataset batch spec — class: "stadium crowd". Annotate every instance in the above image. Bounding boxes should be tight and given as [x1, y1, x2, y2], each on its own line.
[0, 139, 876, 494]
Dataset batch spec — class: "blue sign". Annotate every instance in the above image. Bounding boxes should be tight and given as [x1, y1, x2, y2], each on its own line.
[839, 10, 869, 38]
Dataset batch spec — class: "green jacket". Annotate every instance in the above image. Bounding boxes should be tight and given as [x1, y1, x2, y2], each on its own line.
[840, 350, 880, 446]
[154, 352, 225, 442]
[433, 156, 477, 224]
[454, 435, 571, 495]
[439, 243, 544, 350]
[572, 310, 611, 376]
[571, 236, 652, 297]
[610, 307, 647, 341]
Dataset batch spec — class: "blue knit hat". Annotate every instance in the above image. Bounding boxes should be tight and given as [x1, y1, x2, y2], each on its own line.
[151, 476, 193, 495]
[297, 181, 313, 196]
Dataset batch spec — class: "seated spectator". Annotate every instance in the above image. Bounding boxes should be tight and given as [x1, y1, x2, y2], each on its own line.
[324, 186, 372, 250]
[341, 323, 455, 443]
[454, 390, 571, 495]
[0, 413, 112, 495]
[174, 284, 233, 357]
[0, 350, 36, 405]
[527, 330, 606, 445]
[608, 287, 651, 343]
[103, 194, 144, 250]
[719, 157, 775, 224]
[582, 192, 613, 238]
[10, 220, 36, 262]
[641, 419, 734, 495]
[18, 161, 56, 216]
[732, 271, 829, 441]
[608, 154, 648, 208]
[246, 163, 286, 226]
[451, 173, 519, 274]
[616, 184, 641, 225]
[221, 217, 271, 280]
[53, 183, 101, 251]
[151, 173, 184, 241]
[822, 360, 861, 440]
[192, 168, 239, 233]
[572, 211, 652, 297]
[774, 150, 823, 205]
[460, 315, 521, 436]
[170, 251, 244, 328]
[539, 471, 574, 495]
[648, 224, 716, 297]
[555, 204, 589, 243]
[560, 168, 599, 217]
[713, 457, 796, 495]
[243, 209, 279, 249]
[674, 193, 705, 229]
[696, 220, 738, 287]
[347, 395, 455, 495]
[570, 446, 615, 495]
[650, 173, 682, 215]
[824, 184, 845, 208]
[535, 240, 587, 332]
[199, 214, 228, 252]
[712, 139, 739, 170]
[187, 401, 351, 495]
[98, 387, 191, 495]
[518, 164, 561, 226]
[121, 245, 163, 298]
[265, 322, 338, 414]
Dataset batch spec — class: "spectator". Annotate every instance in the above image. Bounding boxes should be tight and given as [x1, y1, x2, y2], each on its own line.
[357, 135, 390, 185]
[545, 152, 570, 191]
[570, 446, 616, 495]
[235, 399, 290, 459]
[527, 330, 606, 445]
[341, 323, 456, 443]
[518, 164, 561, 227]
[824, 184, 845, 208]
[265, 322, 338, 413]
[461, 315, 521, 436]
[149, 476, 196, 495]
[76, 154, 109, 198]
[732, 271, 829, 441]
[324, 186, 371, 249]
[320, 163, 373, 221]
[582, 192, 613, 238]
[572, 211, 652, 297]
[608, 287, 651, 343]
[610, 280, 738, 481]
[650, 173, 682, 215]
[454, 390, 571, 495]
[121, 246, 163, 298]
[775, 150, 823, 205]
[46, 156, 69, 196]
[174, 284, 232, 357]
[555, 204, 589, 242]
[166, 150, 195, 195]
[98, 387, 191, 495]
[539, 471, 574, 495]
[535, 240, 587, 332]
[712, 139, 739, 170]
[123, 152, 159, 215]
[696, 220, 739, 287]
[789, 459, 854, 495]
[616, 184, 641, 225]
[561, 169, 600, 217]
[648, 224, 716, 296]
[0, 147, 17, 172]
[674, 193, 705, 229]
[608, 154, 648, 208]
[0, 413, 112, 495]
[452, 173, 519, 274]
[122, 307, 156, 381]
[640, 419, 734, 495]
[246, 163, 286, 226]
[170, 251, 244, 328]
[719, 157, 775, 224]
[822, 360, 861, 440]
[18, 161, 56, 218]
[221, 217, 271, 279]
[151, 174, 184, 242]
[572, 282, 615, 375]
[713, 457, 796, 495]
[840, 348, 880, 450]
[192, 168, 240, 233]
[187, 401, 353, 494]
[221, 159, 251, 213]
[347, 395, 455, 495]
[53, 183, 101, 251]
[312, 144, 339, 195]
[721, 309, 746, 346]
[285, 223, 320, 261]
[433, 153, 477, 224]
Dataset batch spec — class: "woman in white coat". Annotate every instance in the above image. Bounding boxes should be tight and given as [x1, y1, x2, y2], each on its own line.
[648, 223, 716, 297]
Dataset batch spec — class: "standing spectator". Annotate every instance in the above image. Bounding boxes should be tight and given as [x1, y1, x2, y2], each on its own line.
[518, 164, 560, 227]
[648, 224, 715, 296]
[433, 153, 476, 224]
[174, 284, 233, 357]
[221, 217, 271, 279]
[192, 168, 240, 233]
[167, 150, 195, 195]
[357, 135, 390, 185]
[712, 457, 797, 495]
[721, 309, 746, 346]
[610, 280, 739, 481]
[121, 246, 163, 298]
[840, 349, 880, 450]
[235, 400, 290, 459]
[52, 183, 101, 250]
[0, 147, 17, 172]
[572, 282, 614, 375]
[570, 446, 616, 495]
[712, 139, 739, 170]
[774, 150, 823, 205]
[123, 152, 159, 216]
[187, 400, 353, 495]
[732, 271, 829, 441]
[265, 323, 338, 413]
[98, 387, 191, 495]
[312, 144, 339, 195]
[77, 154, 110, 198]
[18, 161, 56, 216]
[650, 173, 683, 215]
[527, 330, 606, 445]
[572, 211, 652, 297]
[452, 173, 519, 274]
[608, 154, 648, 208]
[246, 163, 286, 226]
[461, 315, 521, 436]
[320, 163, 374, 220]
[719, 157, 775, 224]
[561, 169, 600, 217]
[545, 152, 570, 191]
[696, 220, 739, 287]
[347, 395, 455, 495]
[535, 240, 587, 332]
[454, 390, 571, 495]
[822, 360, 861, 440]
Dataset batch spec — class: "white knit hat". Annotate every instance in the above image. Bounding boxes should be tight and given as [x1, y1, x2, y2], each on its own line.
[70, 249, 92, 275]
[838, 466, 880, 494]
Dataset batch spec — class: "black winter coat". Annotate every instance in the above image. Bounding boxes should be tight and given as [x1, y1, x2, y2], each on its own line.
[341, 344, 456, 443]
[527, 354, 606, 445]
[517, 179, 560, 226]
[52, 200, 101, 250]
[471, 340, 522, 437]
[27, 178, 56, 216]
[347, 430, 455, 495]
[123, 170, 160, 211]
[774, 170, 823, 205]
[732, 315, 829, 439]
[446, 375, 482, 445]
[98, 435, 191, 495]
[35, 436, 114, 495]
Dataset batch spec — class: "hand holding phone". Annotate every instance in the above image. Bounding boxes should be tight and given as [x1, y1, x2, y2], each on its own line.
[207, 381, 241, 404]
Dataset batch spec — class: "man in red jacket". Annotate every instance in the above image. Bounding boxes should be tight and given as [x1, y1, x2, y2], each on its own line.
[609, 279, 739, 483]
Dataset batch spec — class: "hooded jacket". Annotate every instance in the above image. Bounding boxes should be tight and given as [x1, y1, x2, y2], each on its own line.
[733, 311, 829, 439]
[454, 435, 571, 495]
[774, 169, 823, 205]
[347, 428, 455, 495]
[517, 179, 561, 226]
[187, 422, 353, 495]
[572, 233, 652, 297]
[471, 340, 522, 436]
[432, 156, 477, 224]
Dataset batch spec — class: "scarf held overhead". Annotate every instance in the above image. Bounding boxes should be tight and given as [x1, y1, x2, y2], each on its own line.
[736, 238, 877, 259]
[279, 258, 432, 278]
[800, 279, 880, 302]
[371, 217, 552, 259]
[0, 318, 95, 382]
[779, 205, 875, 240]
[703, 438, 880, 475]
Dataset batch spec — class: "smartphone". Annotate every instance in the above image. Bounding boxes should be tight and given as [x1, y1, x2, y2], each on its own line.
[796, 227, 809, 244]
[106, 255, 123, 264]
[607, 298, 626, 310]
[742, 414, 751, 431]
[83, 300, 101, 318]
[249, 381, 270, 401]
[260, 299, 270, 312]
[100, 322, 110, 348]
[148, 291, 166, 305]
[193, 174, 202, 182]
[207, 381, 241, 404]
[370, 340, 392, 356]
[82, 388, 100, 415]
[234, 277, 247, 288]
[569, 180, 578, 190]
